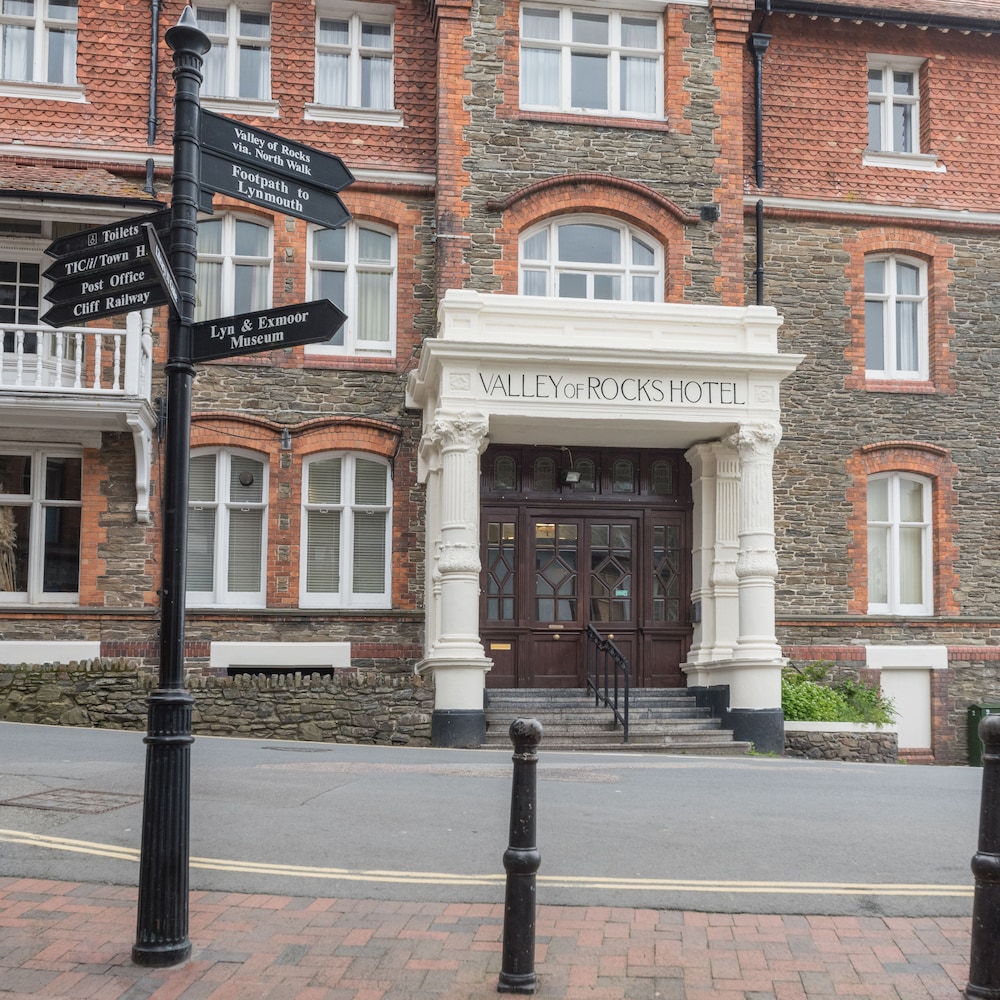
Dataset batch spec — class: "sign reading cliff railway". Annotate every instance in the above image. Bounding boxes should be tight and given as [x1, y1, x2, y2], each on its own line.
[190, 298, 346, 363]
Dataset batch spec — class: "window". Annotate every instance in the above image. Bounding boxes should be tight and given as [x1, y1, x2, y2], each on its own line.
[868, 57, 920, 154]
[520, 6, 662, 118]
[308, 222, 395, 354]
[520, 217, 661, 300]
[187, 450, 267, 607]
[0, 0, 76, 85]
[867, 472, 931, 615]
[195, 2, 270, 101]
[865, 254, 927, 380]
[1, 259, 39, 354]
[195, 214, 272, 322]
[300, 453, 391, 608]
[0, 450, 81, 604]
[315, 10, 393, 110]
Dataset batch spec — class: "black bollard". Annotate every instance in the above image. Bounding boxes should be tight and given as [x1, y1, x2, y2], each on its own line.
[498, 718, 543, 995]
[967, 714, 1000, 999]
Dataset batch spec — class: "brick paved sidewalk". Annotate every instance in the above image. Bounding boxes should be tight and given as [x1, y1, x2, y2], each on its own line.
[0, 877, 972, 1000]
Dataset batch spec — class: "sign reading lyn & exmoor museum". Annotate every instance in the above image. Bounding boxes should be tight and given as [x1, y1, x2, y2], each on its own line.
[191, 299, 346, 363]
[476, 372, 749, 406]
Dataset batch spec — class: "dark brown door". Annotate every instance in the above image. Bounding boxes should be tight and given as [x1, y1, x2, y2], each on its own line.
[481, 447, 692, 689]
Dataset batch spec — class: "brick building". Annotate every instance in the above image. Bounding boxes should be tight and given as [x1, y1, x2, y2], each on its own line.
[0, 0, 997, 761]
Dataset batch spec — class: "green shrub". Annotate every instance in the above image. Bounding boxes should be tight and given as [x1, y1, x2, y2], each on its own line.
[782, 662, 896, 726]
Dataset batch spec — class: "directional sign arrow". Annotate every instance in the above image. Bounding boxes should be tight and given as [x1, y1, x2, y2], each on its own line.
[191, 298, 346, 363]
[201, 150, 351, 231]
[200, 110, 354, 193]
[43, 237, 163, 284]
[44, 260, 162, 306]
[143, 223, 182, 315]
[44, 208, 171, 261]
[41, 281, 170, 329]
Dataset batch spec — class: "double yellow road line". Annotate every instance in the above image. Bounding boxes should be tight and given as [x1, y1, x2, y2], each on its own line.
[0, 828, 973, 897]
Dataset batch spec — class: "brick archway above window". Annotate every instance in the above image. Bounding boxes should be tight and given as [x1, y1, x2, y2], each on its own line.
[846, 441, 960, 616]
[490, 173, 695, 299]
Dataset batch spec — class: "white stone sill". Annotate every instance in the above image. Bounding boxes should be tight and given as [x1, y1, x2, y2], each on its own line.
[785, 721, 896, 734]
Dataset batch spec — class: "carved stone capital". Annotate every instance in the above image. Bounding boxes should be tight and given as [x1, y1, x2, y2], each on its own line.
[723, 422, 782, 460]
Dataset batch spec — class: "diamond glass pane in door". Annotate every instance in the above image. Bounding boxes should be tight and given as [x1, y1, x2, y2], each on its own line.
[486, 520, 516, 621]
[590, 522, 632, 622]
[652, 524, 681, 622]
[534, 522, 577, 622]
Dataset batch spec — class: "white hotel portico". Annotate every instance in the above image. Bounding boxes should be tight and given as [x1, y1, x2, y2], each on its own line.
[406, 290, 803, 751]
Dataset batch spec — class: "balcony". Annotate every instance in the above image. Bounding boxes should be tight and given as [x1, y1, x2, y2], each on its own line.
[0, 312, 157, 522]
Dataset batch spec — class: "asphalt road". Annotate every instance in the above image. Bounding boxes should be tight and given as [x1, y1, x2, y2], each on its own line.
[0, 721, 984, 917]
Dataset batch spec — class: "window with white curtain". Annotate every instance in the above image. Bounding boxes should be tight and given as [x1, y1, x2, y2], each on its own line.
[520, 5, 662, 118]
[187, 450, 267, 607]
[315, 8, 393, 110]
[194, 2, 271, 100]
[519, 216, 661, 301]
[867, 56, 921, 154]
[195, 214, 272, 322]
[864, 254, 927, 380]
[0, 449, 81, 604]
[300, 453, 391, 608]
[0, 0, 77, 85]
[307, 222, 395, 354]
[867, 472, 932, 615]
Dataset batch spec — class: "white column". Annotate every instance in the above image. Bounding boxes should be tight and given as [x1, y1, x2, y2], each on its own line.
[415, 411, 492, 737]
[726, 422, 784, 670]
[687, 440, 741, 665]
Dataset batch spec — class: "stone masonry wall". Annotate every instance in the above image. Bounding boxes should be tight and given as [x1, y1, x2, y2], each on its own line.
[784, 728, 898, 764]
[0, 660, 434, 746]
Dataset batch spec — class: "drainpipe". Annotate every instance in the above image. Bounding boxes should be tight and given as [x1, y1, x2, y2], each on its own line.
[148, 0, 161, 146]
[750, 32, 770, 306]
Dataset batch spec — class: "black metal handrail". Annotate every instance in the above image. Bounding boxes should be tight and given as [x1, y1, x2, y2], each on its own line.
[585, 624, 630, 743]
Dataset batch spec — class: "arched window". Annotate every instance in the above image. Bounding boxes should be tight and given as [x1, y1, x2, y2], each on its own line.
[300, 452, 391, 608]
[864, 254, 927, 380]
[187, 449, 268, 607]
[519, 217, 661, 301]
[867, 472, 932, 615]
[308, 221, 396, 355]
[195, 213, 272, 322]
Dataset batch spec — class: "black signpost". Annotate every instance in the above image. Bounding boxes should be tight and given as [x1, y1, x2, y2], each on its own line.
[125, 6, 354, 971]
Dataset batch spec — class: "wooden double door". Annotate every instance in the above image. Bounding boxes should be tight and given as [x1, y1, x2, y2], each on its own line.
[482, 508, 691, 687]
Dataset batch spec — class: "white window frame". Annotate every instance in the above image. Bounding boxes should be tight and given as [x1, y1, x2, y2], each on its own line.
[186, 448, 268, 609]
[519, 4, 664, 119]
[864, 253, 928, 381]
[306, 221, 396, 356]
[194, 1, 277, 115]
[518, 215, 663, 301]
[867, 472, 932, 616]
[0, 0, 83, 101]
[299, 452, 392, 610]
[0, 447, 82, 605]
[867, 54, 922, 156]
[195, 212, 273, 323]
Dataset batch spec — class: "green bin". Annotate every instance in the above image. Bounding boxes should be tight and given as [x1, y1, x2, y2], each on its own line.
[968, 705, 1000, 766]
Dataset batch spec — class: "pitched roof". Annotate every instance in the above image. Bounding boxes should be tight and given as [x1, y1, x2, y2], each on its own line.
[764, 0, 1000, 30]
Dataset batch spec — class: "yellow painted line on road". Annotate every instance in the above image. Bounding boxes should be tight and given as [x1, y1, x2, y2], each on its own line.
[0, 828, 973, 897]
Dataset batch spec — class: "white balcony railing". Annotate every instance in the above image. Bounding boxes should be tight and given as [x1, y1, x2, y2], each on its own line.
[0, 313, 152, 398]
[0, 311, 156, 522]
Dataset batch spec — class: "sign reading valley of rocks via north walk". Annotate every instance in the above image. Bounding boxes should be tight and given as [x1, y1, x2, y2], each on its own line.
[200, 110, 355, 193]
[191, 298, 347, 363]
